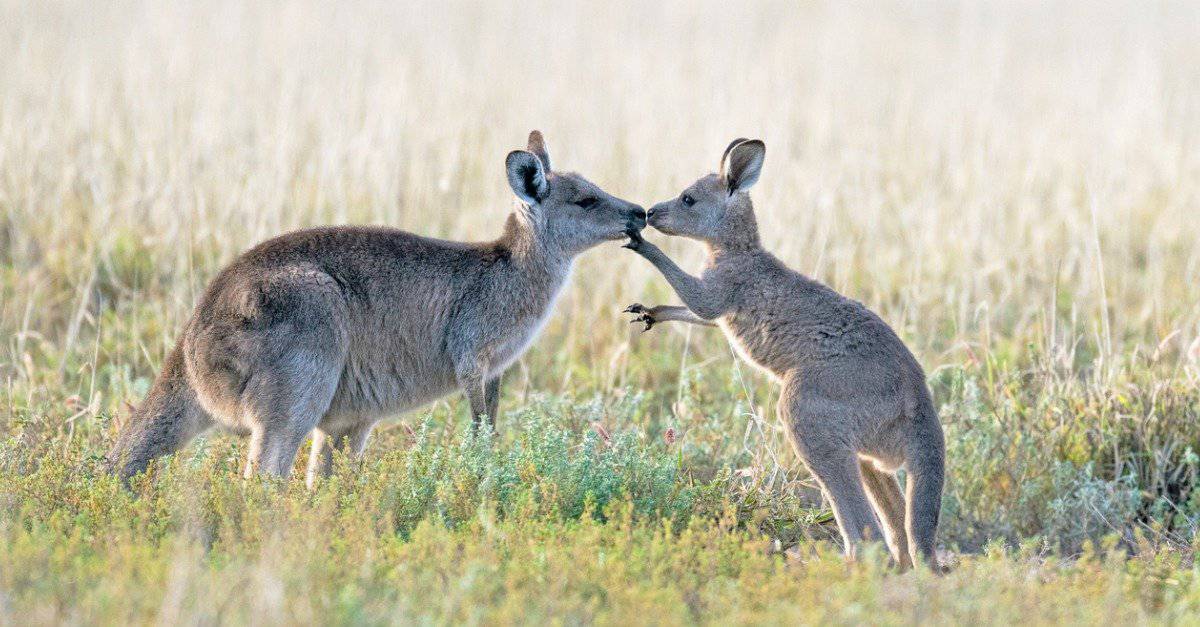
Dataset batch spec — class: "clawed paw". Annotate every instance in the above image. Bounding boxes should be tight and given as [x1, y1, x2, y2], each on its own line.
[622, 229, 644, 250]
[624, 303, 656, 331]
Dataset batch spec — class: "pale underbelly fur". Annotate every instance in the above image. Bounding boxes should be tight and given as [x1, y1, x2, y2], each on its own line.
[716, 318, 784, 382]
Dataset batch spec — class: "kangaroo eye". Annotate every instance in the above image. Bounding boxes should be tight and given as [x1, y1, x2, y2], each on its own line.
[575, 197, 599, 208]
[681, 194, 696, 207]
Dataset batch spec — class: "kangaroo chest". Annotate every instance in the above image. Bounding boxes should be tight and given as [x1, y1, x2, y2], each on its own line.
[484, 266, 572, 374]
[490, 307, 555, 372]
[707, 260, 798, 381]
[717, 313, 792, 381]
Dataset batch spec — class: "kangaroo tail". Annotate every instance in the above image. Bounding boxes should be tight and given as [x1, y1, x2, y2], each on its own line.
[904, 399, 946, 570]
[106, 343, 211, 481]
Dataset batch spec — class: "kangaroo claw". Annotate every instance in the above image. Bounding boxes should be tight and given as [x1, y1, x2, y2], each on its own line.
[627, 311, 655, 331]
[624, 303, 647, 314]
[622, 229, 644, 250]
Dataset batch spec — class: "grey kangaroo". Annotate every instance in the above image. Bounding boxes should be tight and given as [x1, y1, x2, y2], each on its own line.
[624, 138, 944, 569]
[107, 131, 646, 487]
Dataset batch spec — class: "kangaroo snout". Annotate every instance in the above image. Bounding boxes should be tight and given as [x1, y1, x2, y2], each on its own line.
[645, 202, 669, 229]
[625, 205, 647, 232]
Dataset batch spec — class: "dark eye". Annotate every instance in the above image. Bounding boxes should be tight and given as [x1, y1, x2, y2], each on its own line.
[575, 197, 599, 208]
[681, 194, 696, 207]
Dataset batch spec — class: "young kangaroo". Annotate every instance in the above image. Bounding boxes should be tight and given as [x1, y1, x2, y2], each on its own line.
[624, 139, 944, 569]
[107, 131, 646, 487]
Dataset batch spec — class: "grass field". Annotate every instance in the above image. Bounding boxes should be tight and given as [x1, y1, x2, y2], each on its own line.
[3, 1, 1200, 624]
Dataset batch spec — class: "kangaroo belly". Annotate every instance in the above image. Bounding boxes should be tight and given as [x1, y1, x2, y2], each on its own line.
[328, 332, 459, 417]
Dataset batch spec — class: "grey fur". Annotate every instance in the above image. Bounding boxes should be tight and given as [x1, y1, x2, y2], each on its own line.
[624, 303, 715, 332]
[107, 131, 646, 487]
[625, 138, 945, 570]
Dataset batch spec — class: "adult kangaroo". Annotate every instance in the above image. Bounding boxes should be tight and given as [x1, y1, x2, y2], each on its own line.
[108, 131, 646, 487]
[624, 138, 944, 570]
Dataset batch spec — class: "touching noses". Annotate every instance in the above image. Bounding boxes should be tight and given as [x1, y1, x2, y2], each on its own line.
[627, 205, 647, 229]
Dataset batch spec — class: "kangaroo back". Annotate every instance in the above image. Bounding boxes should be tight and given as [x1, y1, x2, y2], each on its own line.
[106, 343, 212, 481]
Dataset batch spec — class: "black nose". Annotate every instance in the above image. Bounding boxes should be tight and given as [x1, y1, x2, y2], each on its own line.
[626, 206, 646, 228]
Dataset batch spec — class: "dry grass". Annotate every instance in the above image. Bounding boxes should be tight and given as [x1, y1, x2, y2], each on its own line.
[3, 1, 1200, 623]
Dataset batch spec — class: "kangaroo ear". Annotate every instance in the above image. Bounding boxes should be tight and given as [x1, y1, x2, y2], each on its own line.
[720, 139, 766, 194]
[527, 130, 552, 172]
[719, 137, 750, 170]
[506, 150, 549, 204]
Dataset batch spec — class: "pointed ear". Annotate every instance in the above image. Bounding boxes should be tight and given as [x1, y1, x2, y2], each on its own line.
[719, 137, 749, 172]
[506, 150, 549, 204]
[720, 139, 766, 194]
[527, 130, 551, 172]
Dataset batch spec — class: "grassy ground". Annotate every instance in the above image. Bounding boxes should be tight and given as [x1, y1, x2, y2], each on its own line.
[3, 1, 1200, 624]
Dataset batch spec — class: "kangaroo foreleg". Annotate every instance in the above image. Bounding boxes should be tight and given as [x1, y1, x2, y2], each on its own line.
[624, 304, 716, 331]
[624, 238, 727, 319]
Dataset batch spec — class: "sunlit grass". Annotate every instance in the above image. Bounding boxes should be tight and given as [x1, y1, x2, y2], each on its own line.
[2, 0, 1200, 623]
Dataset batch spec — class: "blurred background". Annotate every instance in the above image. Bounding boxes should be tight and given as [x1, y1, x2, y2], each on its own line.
[2, 0, 1200, 552]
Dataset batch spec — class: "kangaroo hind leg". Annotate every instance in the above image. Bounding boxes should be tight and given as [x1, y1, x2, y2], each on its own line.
[860, 460, 912, 569]
[804, 450, 886, 559]
[241, 350, 343, 479]
[780, 386, 886, 559]
[237, 270, 350, 480]
[305, 420, 376, 489]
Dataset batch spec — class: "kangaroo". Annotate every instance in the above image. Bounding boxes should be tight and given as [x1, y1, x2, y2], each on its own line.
[623, 138, 944, 570]
[107, 131, 647, 487]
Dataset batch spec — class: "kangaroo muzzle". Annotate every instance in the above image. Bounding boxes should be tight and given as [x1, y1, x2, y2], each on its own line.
[625, 205, 647, 233]
[645, 202, 670, 230]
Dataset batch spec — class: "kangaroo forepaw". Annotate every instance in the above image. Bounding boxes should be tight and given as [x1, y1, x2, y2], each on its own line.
[624, 304, 656, 331]
[622, 229, 644, 251]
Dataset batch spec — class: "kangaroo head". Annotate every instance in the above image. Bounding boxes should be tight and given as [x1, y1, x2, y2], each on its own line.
[505, 131, 646, 255]
[647, 138, 765, 249]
